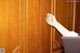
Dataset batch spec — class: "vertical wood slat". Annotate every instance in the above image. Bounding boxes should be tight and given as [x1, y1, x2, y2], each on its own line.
[0, 0, 25, 53]
[0, 1, 9, 53]
[72, 1, 76, 31]
[8, 0, 20, 52]
[26, 0, 51, 53]
[50, 0, 53, 53]
[26, 0, 28, 52]
[39, 0, 51, 52]
[26, 0, 41, 53]
[19, 0, 26, 53]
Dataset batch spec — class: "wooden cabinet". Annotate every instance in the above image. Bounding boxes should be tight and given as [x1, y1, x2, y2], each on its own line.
[0, 0, 79, 53]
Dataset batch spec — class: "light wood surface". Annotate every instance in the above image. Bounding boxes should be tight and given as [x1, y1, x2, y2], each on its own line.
[26, 0, 51, 53]
[0, 0, 25, 53]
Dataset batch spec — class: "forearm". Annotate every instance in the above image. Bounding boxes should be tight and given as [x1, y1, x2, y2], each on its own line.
[53, 22, 78, 37]
[46, 13, 78, 37]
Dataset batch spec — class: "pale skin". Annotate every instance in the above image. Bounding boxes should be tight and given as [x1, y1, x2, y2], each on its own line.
[46, 13, 78, 37]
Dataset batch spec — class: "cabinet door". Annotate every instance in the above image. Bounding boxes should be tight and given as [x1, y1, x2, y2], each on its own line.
[52, 0, 74, 53]
[26, 0, 51, 53]
[0, 0, 25, 53]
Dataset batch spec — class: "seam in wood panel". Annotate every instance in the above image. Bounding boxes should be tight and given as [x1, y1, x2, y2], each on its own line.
[50, 0, 54, 53]
[50, 0, 56, 53]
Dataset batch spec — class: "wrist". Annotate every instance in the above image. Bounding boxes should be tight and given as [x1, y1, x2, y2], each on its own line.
[53, 21, 60, 28]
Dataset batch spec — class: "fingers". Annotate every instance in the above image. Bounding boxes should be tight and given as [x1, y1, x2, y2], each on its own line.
[46, 13, 55, 17]
[46, 13, 51, 17]
[46, 13, 54, 23]
[46, 13, 52, 19]
[45, 18, 51, 25]
[45, 17, 49, 22]
[46, 13, 50, 16]
[46, 17, 52, 25]
[46, 13, 52, 22]
[46, 16, 51, 21]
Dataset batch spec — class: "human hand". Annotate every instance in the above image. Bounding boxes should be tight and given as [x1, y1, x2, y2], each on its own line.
[46, 13, 58, 27]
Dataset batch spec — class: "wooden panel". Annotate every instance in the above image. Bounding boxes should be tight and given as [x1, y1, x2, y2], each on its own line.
[0, 1, 9, 52]
[8, 0, 20, 52]
[27, 0, 41, 53]
[0, 0, 25, 53]
[26, 0, 51, 53]
[75, 3, 80, 34]
[52, 0, 74, 52]
[39, 0, 51, 53]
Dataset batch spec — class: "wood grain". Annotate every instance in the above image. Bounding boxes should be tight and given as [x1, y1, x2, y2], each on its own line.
[26, 0, 51, 53]
[0, 0, 25, 53]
